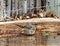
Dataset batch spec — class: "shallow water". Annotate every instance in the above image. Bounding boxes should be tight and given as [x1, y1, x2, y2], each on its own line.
[0, 35, 60, 46]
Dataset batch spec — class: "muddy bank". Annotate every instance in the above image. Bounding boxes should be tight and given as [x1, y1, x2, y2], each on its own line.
[0, 22, 60, 37]
[36, 22, 60, 31]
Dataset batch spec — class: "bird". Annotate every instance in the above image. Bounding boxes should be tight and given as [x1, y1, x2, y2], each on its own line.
[37, 9, 45, 18]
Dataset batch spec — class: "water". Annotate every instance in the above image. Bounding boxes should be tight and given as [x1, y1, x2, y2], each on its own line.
[0, 35, 60, 46]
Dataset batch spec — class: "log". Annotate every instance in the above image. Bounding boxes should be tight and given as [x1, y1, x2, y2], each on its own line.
[0, 18, 60, 25]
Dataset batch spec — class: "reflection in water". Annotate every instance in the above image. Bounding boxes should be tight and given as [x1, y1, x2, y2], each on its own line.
[0, 35, 60, 46]
[0, 35, 47, 46]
